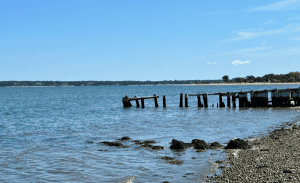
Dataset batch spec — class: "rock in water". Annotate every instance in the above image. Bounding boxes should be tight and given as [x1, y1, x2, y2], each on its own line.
[224, 138, 251, 150]
[123, 176, 135, 183]
[191, 139, 209, 149]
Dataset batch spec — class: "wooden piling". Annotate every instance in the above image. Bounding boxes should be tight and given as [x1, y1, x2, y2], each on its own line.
[180, 93, 183, 107]
[295, 87, 300, 106]
[232, 93, 236, 107]
[141, 97, 145, 108]
[197, 94, 202, 107]
[135, 96, 140, 108]
[163, 95, 166, 107]
[185, 94, 188, 107]
[250, 90, 255, 107]
[272, 89, 279, 107]
[238, 92, 248, 108]
[203, 93, 208, 108]
[154, 94, 158, 107]
[219, 93, 223, 107]
[227, 92, 231, 107]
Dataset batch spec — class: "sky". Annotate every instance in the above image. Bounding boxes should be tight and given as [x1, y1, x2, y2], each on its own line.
[1, 0, 300, 81]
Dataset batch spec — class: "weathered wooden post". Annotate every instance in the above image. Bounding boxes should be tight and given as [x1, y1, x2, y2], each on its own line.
[219, 92, 223, 107]
[135, 96, 140, 108]
[203, 93, 208, 108]
[232, 93, 236, 107]
[272, 89, 279, 107]
[122, 96, 132, 107]
[141, 97, 145, 108]
[185, 94, 188, 107]
[180, 93, 183, 107]
[163, 95, 166, 108]
[238, 92, 248, 108]
[295, 87, 300, 106]
[197, 94, 202, 107]
[250, 90, 255, 107]
[227, 92, 231, 107]
[154, 94, 158, 107]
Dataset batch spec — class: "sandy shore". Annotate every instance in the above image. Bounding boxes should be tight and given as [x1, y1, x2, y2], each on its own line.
[205, 121, 300, 182]
[184, 82, 300, 86]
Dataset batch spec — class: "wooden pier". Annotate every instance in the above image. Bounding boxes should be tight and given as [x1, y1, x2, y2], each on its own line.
[122, 87, 300, 108]
[183, 87, 300, 108]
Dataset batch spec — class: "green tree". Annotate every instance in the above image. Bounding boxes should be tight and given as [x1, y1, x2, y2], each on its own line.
[222, 75, 229, 82]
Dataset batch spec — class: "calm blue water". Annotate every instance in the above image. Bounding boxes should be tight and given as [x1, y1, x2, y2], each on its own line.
[1, 85, 300, 182]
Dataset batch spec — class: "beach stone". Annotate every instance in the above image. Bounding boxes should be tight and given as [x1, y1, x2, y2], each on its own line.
[170, 139, 188, 150]
[163, 181, 170, 183]
[152, 146, 164, 150]
[119, 136, 130, 140]
[191, 139, 209, 149]
[101, 141, 123, 147]
[224, 138, 251, 150]
[215, 160, 225, 164]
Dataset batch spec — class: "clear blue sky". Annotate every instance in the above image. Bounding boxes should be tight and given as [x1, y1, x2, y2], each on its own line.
[1, 0, 300, 81]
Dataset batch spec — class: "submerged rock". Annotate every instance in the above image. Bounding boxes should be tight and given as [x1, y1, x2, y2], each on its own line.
[161, 156, 175, 161]
[167, 160, 184, 165]
[224, 138, 251, 150]
[142, 140, 156, 144]
[101, 141, 123, 147]
[119, 136, 131, 141]
[152, 146, 164, 150]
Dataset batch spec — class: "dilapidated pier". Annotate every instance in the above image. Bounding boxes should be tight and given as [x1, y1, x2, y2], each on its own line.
[182, 87, 300, 108]
[122, 87, 300, 108]
[122, 94, 165, 108]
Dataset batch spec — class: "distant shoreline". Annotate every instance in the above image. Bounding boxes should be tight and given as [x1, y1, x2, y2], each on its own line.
[184, 82, 300, 86]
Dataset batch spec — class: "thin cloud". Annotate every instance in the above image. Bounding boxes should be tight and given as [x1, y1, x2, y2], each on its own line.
[225, 23, 300, 41]
[260, 20, 275, 26]
[207, 62, 216, 64]
[262, 40, 267, 46]
[289, 37, 300, 40]
[225, 29, 284, 41]
[220, 46, 272, 55]
[250, 0, 300, 11]
[232, 60, 250, 66]
[287, 16, 300, 21]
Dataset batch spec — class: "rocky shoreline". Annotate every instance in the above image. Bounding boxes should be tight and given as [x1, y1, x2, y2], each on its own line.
[205, 123, 300, 182]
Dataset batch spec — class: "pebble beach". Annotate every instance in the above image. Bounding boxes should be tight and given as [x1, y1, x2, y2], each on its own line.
[205, 122, 300, 182]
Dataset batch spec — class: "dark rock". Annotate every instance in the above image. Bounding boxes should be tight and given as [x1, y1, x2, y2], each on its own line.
[170, 139, 192, 150]
[167, 160, 184, 165]
[152, 146, 164, 150]
[85, 140, 94, 144]
[161, 156, 174, 161]
[101, 141, 123, 147]
[224, 138, 251, 150]
[191, 139, 209, 149]
[142, 144, 153, 148]
[142, 140, 156, 144]
[98, 149, 108, 151]
[119, 136, 130, 140]
[163, 181, 170, 183]
[209, 142, 224, 149]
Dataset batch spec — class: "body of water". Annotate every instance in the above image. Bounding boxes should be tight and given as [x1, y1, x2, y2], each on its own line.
[1, 85, 300, 182]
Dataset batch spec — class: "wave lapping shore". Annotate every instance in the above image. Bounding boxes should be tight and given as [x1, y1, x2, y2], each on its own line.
[205, 123, 300, 182]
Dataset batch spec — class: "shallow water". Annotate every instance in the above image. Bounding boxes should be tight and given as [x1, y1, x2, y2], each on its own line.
[1, 85, 300, 182]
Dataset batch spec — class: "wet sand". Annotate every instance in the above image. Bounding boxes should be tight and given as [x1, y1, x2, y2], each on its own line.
[205, 122, 300, 182]
[185, 82, 299, 86]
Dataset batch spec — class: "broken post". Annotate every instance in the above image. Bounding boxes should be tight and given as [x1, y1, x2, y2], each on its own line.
[227, 92, 231, 107]
[154, 94, 158, 107]
[203, 93, 208, 108]
[122, 96, 132, 107]
[135, 96, 140, 108]
[232, 93, 236, 107]
[185, 94, 188, 107]
[197, 94, 202, 107]
[180, 93, 183, 107]
[163, 95, 166, 107]
[141, 97, 145, 108]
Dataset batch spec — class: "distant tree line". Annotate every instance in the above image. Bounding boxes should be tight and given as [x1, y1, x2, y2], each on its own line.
[222, 72, 300, 83]
[0, 79, 223, 87]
